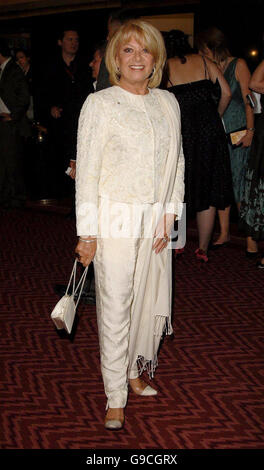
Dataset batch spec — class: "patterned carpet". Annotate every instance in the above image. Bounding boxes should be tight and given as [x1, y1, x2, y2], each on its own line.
[0, 206, 264, 449]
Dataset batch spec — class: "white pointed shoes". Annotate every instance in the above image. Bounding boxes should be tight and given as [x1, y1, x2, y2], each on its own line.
[130, 380, 158, 396]
[138, 384, 158, 396]
[105, 419, 124, 430]
[105, 408, 125, 431]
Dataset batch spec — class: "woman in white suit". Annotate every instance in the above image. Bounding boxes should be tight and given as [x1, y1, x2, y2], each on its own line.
[75, 20, 184, 430]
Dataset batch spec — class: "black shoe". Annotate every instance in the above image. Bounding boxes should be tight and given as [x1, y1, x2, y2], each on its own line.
[210, 241, 229, 250]
[54, 284, 96, 304]
[245, 250, 259, 259]
[81, 291, 96, 305]
[256, 258, 264, 269]
[65, 210, 75, 219]
[54, 284, 70, 297]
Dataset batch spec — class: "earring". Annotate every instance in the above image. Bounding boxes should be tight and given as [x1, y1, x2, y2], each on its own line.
[116, 65, 121, 80]
[148, 65, 156, 79]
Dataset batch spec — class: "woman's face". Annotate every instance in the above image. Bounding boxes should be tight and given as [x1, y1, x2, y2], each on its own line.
[115, 36, 155, 91]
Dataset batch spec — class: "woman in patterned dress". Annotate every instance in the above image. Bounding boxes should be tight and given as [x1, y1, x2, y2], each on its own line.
[240, 60, 264, 268]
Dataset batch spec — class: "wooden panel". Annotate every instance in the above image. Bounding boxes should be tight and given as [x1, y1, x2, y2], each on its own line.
[0, 0, 200, 20]
[0, 0, 198, 5]
[141, 12, 194, 44]
[0, 0, 109, 6]
[0, 0, 119, 19]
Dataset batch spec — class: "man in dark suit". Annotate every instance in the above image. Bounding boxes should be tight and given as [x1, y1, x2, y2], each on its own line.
[54, 40, 108, 305]
[0, 39, 30, 208]
[96, 8, 138, 92]
[52, 32, 95, 304]
[36, 27, 93, 199]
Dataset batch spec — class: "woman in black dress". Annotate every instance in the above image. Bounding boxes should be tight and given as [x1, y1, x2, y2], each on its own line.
[164, 30, 233, 261]
[240, 60, 264, 268]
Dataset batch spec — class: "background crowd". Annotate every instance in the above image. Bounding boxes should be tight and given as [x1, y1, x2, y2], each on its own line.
[0, 9, 263, 269]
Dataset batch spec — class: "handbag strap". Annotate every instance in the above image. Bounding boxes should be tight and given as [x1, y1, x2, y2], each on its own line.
[65, 259, 77, 296]
[74, 265, 89, 309]
[65, 259, 89, 308]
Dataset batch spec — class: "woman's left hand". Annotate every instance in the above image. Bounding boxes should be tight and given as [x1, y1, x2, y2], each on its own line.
[236, 130, 254, 148]
[153, 213, 175, 254]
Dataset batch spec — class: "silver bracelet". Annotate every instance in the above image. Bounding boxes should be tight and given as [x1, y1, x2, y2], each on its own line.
[79, 237, 96, 244]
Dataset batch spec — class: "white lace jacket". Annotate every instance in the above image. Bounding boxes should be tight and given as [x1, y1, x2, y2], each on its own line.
[76, 86, 184, 236]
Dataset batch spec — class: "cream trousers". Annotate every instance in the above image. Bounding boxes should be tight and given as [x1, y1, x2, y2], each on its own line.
[93, 198, 158, 409]
[94, 236, 145, 409]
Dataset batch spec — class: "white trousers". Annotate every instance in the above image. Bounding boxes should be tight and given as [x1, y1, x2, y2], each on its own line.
[93, 197, 159, 409]
[94, 234, 146, 409]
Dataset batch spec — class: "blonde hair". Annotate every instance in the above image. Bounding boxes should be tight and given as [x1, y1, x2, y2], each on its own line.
[105, 19, 166, 88]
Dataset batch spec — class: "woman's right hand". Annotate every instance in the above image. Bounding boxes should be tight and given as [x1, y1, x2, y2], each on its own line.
[75, 238, 97, 267]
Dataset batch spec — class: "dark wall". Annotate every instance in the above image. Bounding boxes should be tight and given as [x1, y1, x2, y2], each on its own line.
[29, 9, 109, 70]
[1, 8, 110, 73]
[1, 1, 263, 74]
[198, 0, 264, 70]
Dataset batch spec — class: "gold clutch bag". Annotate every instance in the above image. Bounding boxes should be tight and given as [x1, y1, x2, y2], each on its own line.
[228, 128, 247, 147]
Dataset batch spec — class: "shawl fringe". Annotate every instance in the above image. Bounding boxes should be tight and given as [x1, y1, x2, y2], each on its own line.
[136, 315, 173, 378]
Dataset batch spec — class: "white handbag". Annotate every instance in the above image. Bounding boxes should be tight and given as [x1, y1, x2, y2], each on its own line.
[51, 259, 89, 334]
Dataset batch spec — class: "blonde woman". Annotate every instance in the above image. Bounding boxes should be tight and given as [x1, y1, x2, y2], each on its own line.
[75, 20, 184, 429]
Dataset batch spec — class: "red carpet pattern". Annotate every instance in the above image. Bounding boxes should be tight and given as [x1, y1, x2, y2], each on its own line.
[0, 208, 264, 449]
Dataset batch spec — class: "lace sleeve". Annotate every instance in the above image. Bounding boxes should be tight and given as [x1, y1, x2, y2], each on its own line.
[167, 95, 185, 219]
[169, 138, 185, 219]
[75, 93, 106, 236]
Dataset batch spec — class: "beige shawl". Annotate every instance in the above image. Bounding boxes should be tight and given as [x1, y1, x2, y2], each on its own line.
[128, 89, 183, 377]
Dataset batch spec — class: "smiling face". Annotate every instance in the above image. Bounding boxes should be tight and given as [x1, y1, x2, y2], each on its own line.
[115, 36, 155, 92]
